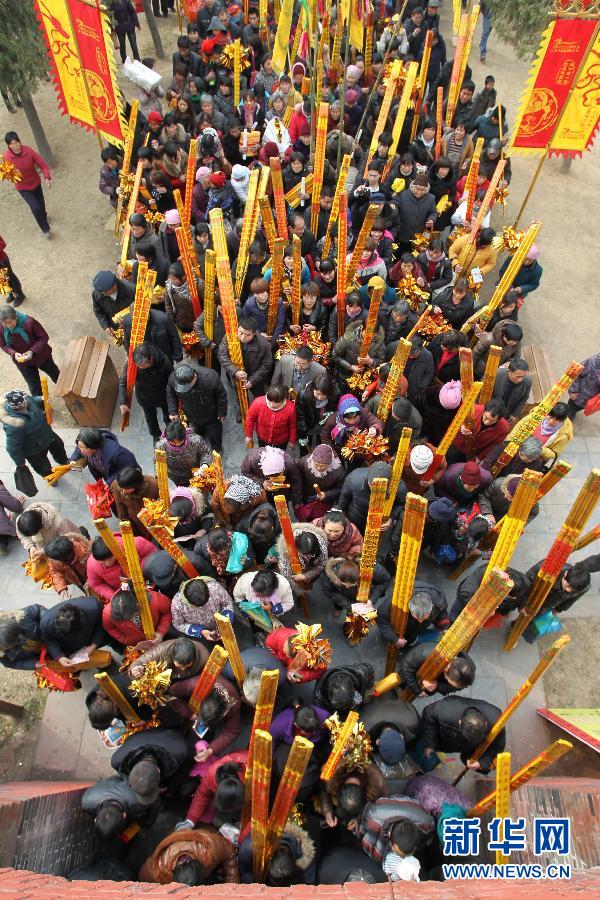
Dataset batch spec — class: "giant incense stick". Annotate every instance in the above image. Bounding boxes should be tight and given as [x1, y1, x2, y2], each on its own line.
[203, 249, 215, 368]
[453, 636, 570, 786]
[291, 234, 302, 326]
[478, 345, 502, 406]
[120, 521, 155, 639]
[383, 427, 412, 519]
[495, 752, 511, 865]
[121, 263, 155, 430]
[377, 338, 412, 425]
[183, 138, 197, 229]
[270, 157, 288, 240]
[40, 375, 52, 425]
[175, 227, 201, 319]
[259, 196, 278, 254]
[409, 36, 432, 143]
[94, 519, 129, 576]
[242, 669, 279, 828]
[356, 478, 389, 603]
[154, 448, 170, 510]
[467, 740, 573, 817]
[476, 223, 542, 332]
[138, 506, 201, 579]
[120, 159, 144, 260]
[422, 382, 481, 480]
[336, 192, 349, 338]
[114, 99, 138, 238]
[274, 495, 302, 575]
[358, 285, 384, 358]
[346, 204, 379, 289]
[211, 450, 226, 514]
[385, 494, 428, 675]
[322, 154, 351, 259]
[187, 644, 228, 714]
[215, 612, 246, 689]
[364, 59, 402, 173]
[310, 102, 330, 234]
[445, 12, 468, 127]
[234, 168, 261, 298]
[483, 469, 544, 578]
[459, 348, 475, 459]
[505, 470, 600, 650]
[383, 61, 419, 180]
[264, 737, 314, 862]
[398, 569, 513, 701]
[320, 711, 359, 781]
[173, 189, 201, 282]
[268, 238, 285, 334]
[251, 729, 273, 881]
[573, 524, 600, 552]
[95, 672, 142, 724]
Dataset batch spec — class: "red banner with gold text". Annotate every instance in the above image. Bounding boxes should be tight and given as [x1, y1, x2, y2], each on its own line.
[510, 17, 597, 155]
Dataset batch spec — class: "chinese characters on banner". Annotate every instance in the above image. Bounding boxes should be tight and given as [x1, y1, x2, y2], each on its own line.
[34, 0, 125, 145]
[509, 17, 599, 157]
[443, 816, 570, 858]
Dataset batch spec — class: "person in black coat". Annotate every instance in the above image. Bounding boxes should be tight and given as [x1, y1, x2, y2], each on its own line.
[319, 557, 390, 615]
[450, 565, 532, 622]
[118, 343, 173, 442]
[416, 243, 452, 294]
[398, 644, 475, 698]
[122, 308, 183, 365]
[40, 596, 107, 664]
[110, 1, 141, 64]
[420, 696, 506, 773]
[235, 502, 281, 565]
[0, 604, 44, 669]
[81, 775, 153, 841]
[92, 270, 135, 334]
[130, 242, 171, 288]
[338, 462, 407, 534]
[428, 330, 465, 384]
[296, 374, 340, 450]
[379, 300, 418, 347]
[433, 281, 475, 330]
[143, 548, 205, 598]
[110, 727, 193, 785]
[166, 361, 228, 451]
[398, 336, 435, 402]
[392, 175, 437, 251]
[524, 554, 600, 616]
[86, 668, 179, 729]
[313, 663, 375, 716]
[377, 582, 450, 649]
[70, 426, 139, 485]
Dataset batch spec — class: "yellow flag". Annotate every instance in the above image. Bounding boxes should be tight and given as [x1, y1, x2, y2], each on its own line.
[273, 0, 294, 74]
[349, 5, 364, 51]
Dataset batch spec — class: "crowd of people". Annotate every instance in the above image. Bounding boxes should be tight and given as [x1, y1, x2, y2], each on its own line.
[1, 0, 600, 889]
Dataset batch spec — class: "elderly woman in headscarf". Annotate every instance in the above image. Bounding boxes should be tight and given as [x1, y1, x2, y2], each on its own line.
[320, 394, 383, 454]
[207, 171, 235, 222]
[230, 164, 251, 205]
[275, 521, 328, 598]
[294, 444, 345, 521]
[211, 473, 266, 528]
[191, 165, 211, 226]
[241, 445, 303, 509]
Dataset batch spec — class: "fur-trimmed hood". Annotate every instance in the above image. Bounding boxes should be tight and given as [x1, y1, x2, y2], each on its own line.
[282, 821, 316, 871]
[324, 556, 348, 588]
[0, 394, 30, 429]
[275, 522, 328, 561]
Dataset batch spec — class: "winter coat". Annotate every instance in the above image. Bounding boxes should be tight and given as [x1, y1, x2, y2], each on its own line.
[319, 764, 389, 822]
[416, 252, 453, 293]
[276, 523, 328, 595]
[3, 144, 50, 192]
[245, 396, 297, 446]
[118, 346, 172, 409]
[449, 234, 498, 276]
[339, 467, 407, 533]
[0, 480, 23, 536]
[241, 448, 303, 507]
[357, 795, 435, 862]
[218, 332, 273, 389]
[47, 533, 91, 593]
[110, 1, 140, 34]
[155, 431, 212, 486]
[286, 299, 330, 340]
[379, 307, 419, 347]
[81, 775, 146, 826]
[270, 705, 330, 747]
[93, 277, 135, 330]
[169, 673, 241, 748]
[492, 368, 533, 420]
[332, 322, 385, 379]
[133, 636, 208, 681]
[111, 727, 192, 781]
[242, 295, 286, 345]
[451, 404, 510, 460]
[536, 417, 574, 462]
[222, 646, 287, 689]
[569, 353, 600, 407]
[70, 428, 138, 485]
[0, 314, 53, 369]
[296, 383, 340, 440]
[313, 663, 375, 714]
[171, 578, 234, 635]
[473, 320, 522, 374]
[0, 604, 43, 670]
[234, 502, 280, 564]
[478, 477, 539, 523]
[186, 750, 248, 825]
[129, 224, 162, 260]
[194, 307, 226, 351]
[434, 286, 475, 330]
[527, 555, 600, 615]
[15, 501, 78, 555]
[320, 405, 383, 449]
[102, 590, 172, 645]
[377, 581, 449, 647]
[233, 570, 295, 615]
[40, 596, 107, 660]
[401, 350, 435, 401]
[398, 643, 475, 697]
[238, 822, 315, 884]
[378, 404, 423, 449]
[272, 355, 326, 391]
[143, 548, 204, 597]
[451, 565, 531, 622]
[166, 361, 228, 426]
[265, 627, 327, 683]
[122, 309, 183, 363]
[497, 257, 542, 297]
[111, 475, 160, 541]
[328, 307, 368, 344]
[296, 456, 345, 505]
[421, 696, 506, 772]
[320, 558, 389, 611]
[429, 340, 461, 384]
[1, 394, 56, 466]
[164, 280, 200, 332]
[86, 534, 156, 603]
[435, 463, 493, 505]
[392, 190, 437, 243]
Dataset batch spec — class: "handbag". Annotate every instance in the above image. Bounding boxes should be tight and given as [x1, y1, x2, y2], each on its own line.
[14, 464, 38, 497]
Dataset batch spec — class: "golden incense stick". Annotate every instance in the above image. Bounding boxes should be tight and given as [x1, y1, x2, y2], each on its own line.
[384, 61, 419, 179]
[120, 520, 155, 638]
[215, 612, 246, 689]
[383, 427, 412, 519]
[183, 138, 197, 229]
[483, 469, 544, 578]
[259, 196, 278, 254]
[321, 711, 359, 781]
[477, 222, 542, 331]
[242, 669, 279, 828]
[358, 285, 384, 358]
[251, 728, 272, 882]
[154, 448, 170, 509]
[310, 102, 330, 234]
[41, 376, 52, 424]
[495, 752, 511, 865]
[94, 518, 129, 577]
[356, 478, 389, 603]
[95, 671, 142, 724]
[270, 157, 288, 241]
[203, 248, 215, 369]
[377, 338, 412, 425]
[322, 155, 351, 258]
[264, 737, 314, 861]
[346, 204, 379, 289]
[234, 167, 261, 298]
[187, 644, 228, 714]
[291, 234, 302, 326]
[138, 507, 201, 579]
[268, 238, 285, 334]
[478, 345, 502, 406]
[336, 192, 349, 337]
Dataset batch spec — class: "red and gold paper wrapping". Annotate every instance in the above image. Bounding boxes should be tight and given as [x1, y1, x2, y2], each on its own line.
[120, 520, 155, 639]
[94, 518, 129, 578]
[174, 189, 201, 282]
[495, 752, 511, 864]
[270, 157, 288, 241]
[383, 427, 413, 519]
[459, 348, 475, 458]
[291, 235, 302, 326]
[183, 138, 197, 228]
[259, 196, 278, 254]
[0, 160, 23, 184]
[574, 523, 600, 552]
[268, 239, 285, 334]
[358, 285, 383, 358]
[203, 249, 216, 368]
[478, 345, 502, 406]
[365, 59, 402, 171]
[251, 729, 273, 881]
[346, 204, 379, 290]
[468, 739, 573, 817]
[242, 669, 279, 828]
[265, 736, 314, 855]
[285, 173, 314, 209]
[510, 17, 599, 156]
[337, 192, 349, 338]
[175, 227, 202, 319]
[399, 569, 513, 701]
[435, 85, 444, 159]
[121, 264, 155, 430]
[385, 493, 428, 674]
[322, 155, 351, 259]
[356, 478, 389, 603]
[384, 62, 419, 174]
[138, 505, 202, 579]
[234, 167, 261, 298]
[373, 672, 401, 697]
[274, 495, 302, 575]
[187, 644, 228, 714]
[464, 160, 507, 253]
[310, 102, 330, 234]
[94, 672, 142, 724]
[376, 338, 412, 425]
[41, 376, 52, 425]
[446, 5, 480, 128]
[321, 711, 360, 782]
[505, 470, 600, 650]
[215, 612, 246, 689]
[491, 361, 583, 476]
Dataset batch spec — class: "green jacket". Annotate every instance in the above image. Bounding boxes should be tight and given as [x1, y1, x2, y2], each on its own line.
[0, 394, 54, 466]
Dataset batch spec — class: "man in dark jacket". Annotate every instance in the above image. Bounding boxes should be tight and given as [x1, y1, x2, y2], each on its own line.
[166, 361, 228, 451]
[0, 306, 60, 397]
[377, 581, 449, 648]
[394, 336, 434, 402]
[218, 314, 273, 404]
[40, 596, 107, 663]
[1, 389, 68, 476]
[420, 696, 506, 773]
[111, 728, 192, 790]
[0, 604, 43, 669]
[119, 343, 172, 442]
[451, 565, 531, 622]
[92, 270, 135, 334]
[143, 548, 205, 598]
[122, 308, 183, 365]
[492, 358, 532, 423]
[524, 554, 600, 616]
[498, 248, 542, 299]
[379, 300, 418, 348]
[392, 175, 437, 251]
[339, 462, 406, 534]
[82, 775, 155, 840]
[313, 664, 375, 715]
[398, 644, 475, 698]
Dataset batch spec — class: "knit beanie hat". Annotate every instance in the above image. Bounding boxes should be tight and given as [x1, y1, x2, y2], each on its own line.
[260, 446, 286, 476]
[438, 380, 462, 410]
[412, 173, 430, 187]
[346, 65, 360, 79]
[367, 461, 392, 485]
[504, 475, 521, 499]
[196, 165, 211, 183]
[461, 461, 482, 487]
[410, 444, 434, 474]
[311, 444, 334, 466]
[378, 728, 405, 764]
[164, 209, 181, 226]
[147, 111, 163, 125]
[428, 497, 456, 522]
[210, 171, 227, 189]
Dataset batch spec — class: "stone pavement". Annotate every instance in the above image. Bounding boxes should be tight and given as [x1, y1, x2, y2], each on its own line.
[1, 387, 599, 785]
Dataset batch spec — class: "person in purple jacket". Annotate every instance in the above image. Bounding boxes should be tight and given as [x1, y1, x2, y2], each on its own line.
[0, 306, 60, 397]
[269, 703, 331, 749]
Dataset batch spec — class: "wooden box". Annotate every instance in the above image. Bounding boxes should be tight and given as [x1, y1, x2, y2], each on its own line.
[55, 336, 118, 426]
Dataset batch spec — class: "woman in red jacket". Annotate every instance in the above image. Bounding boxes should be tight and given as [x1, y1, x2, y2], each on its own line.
[3, 132, 51, 235]
[101, 587, 171, 647]
[182, 750, 248, 828]
[448, 398, 510, 465]
[86, 534, 156, 603]
[245, 384, 297, 450]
